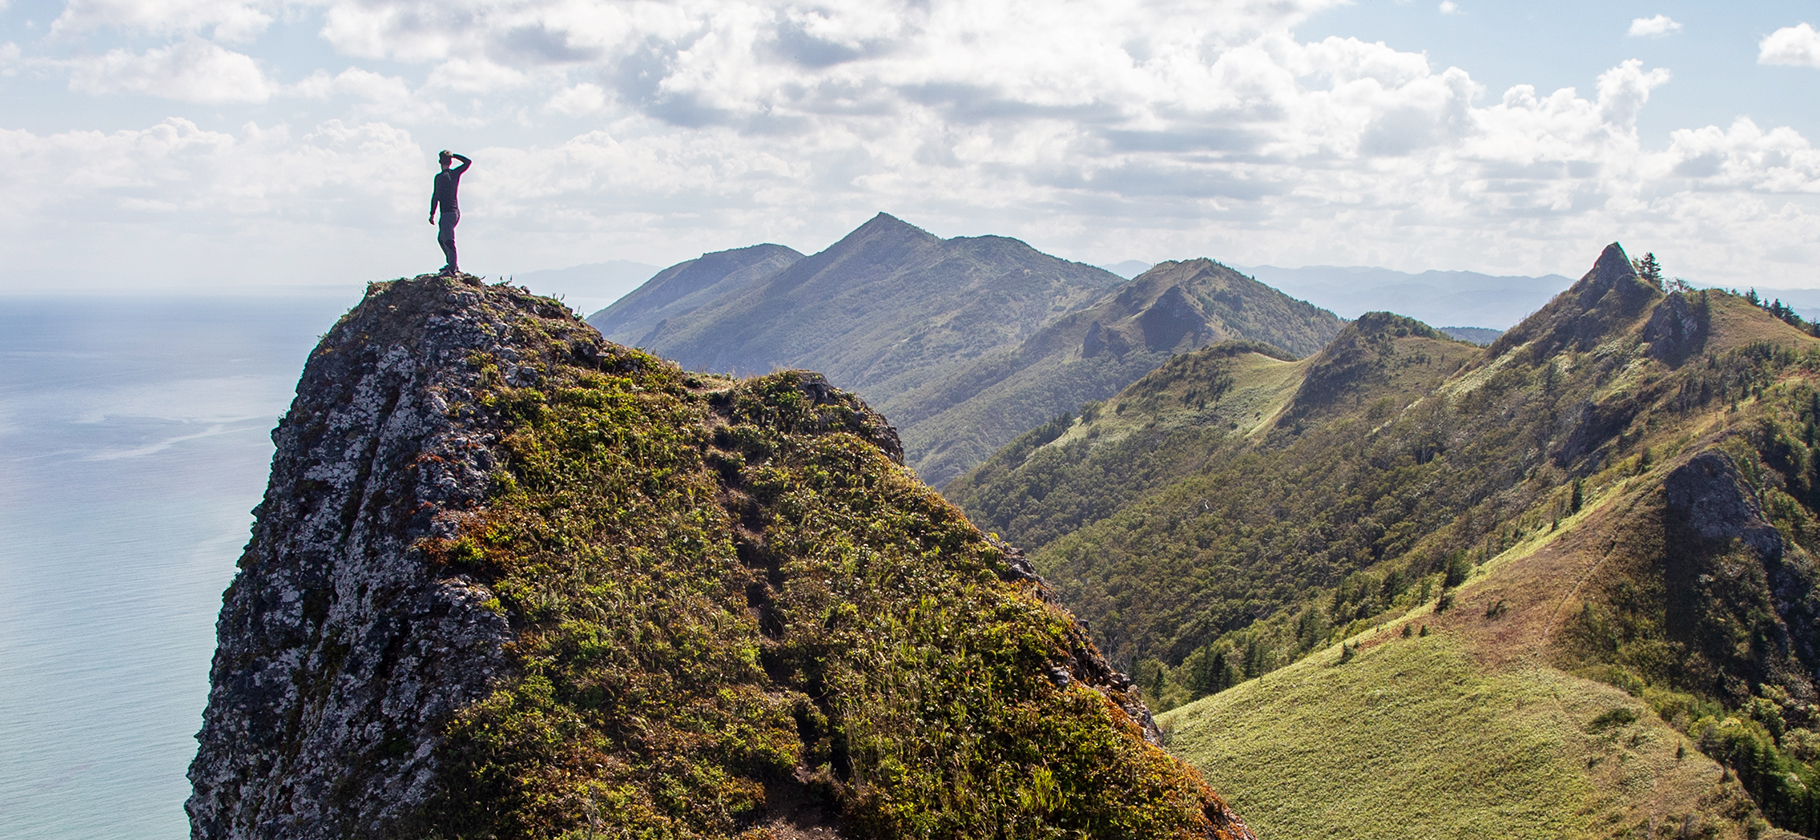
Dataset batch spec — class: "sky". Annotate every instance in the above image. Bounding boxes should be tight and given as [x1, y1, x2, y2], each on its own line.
[1, 0, 1817, 294]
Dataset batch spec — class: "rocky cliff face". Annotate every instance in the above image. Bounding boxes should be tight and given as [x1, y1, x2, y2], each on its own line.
[190, 274, 1253, 840]
[187, 275, 549, 836]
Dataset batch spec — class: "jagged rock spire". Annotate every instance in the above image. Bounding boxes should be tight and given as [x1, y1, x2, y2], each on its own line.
[1590, 242, 1636, 289]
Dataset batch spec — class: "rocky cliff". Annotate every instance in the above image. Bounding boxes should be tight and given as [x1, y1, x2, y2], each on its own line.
[189, 273, 1252, 839]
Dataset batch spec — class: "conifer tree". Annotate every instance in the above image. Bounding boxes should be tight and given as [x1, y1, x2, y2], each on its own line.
[1633, 253, 1664, 288]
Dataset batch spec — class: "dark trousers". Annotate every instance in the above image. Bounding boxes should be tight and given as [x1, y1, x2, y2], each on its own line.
[438, 210, 460, 270]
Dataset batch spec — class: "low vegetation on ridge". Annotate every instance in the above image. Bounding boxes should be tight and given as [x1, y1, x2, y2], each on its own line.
[379, 278, 1251, 839]
[955, 245, 1820, 838]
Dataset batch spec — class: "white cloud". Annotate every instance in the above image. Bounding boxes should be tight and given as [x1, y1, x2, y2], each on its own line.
[0, 118, 423, 220]
[1760, 23, 1820, 68]
[310, 0, 1350, 64]
[6, 0, 1820, 290]
[1658, 118, 1820, 191]
[52, 0, 273, 42]
[67, 40, 272, 103]
[427, 58, 530, 93]
[288, 67, 454, 122]
[1438, 2, 1458, 14]
[1627, 15, 1681, 38]
[545, 83, 609, 116]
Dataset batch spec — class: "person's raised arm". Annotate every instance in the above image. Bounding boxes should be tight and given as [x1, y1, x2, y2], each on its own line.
[452, 153, 471, 174]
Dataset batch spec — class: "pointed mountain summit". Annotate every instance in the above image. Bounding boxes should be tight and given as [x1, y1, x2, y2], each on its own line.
[1485, 242, 1661, 362]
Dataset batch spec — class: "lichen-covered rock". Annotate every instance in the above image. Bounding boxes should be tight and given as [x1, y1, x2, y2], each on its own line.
[189, 274, 1254, 840]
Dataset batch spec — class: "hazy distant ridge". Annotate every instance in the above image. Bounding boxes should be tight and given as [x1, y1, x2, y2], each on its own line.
[1241, 264, 1574, 331]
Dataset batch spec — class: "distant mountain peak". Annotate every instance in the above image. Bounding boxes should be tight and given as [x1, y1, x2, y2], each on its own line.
[1485, 242, 1661, 360]
[848, 211, 939, 242]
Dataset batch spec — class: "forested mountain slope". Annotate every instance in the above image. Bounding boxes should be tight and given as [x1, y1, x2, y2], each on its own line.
[893, 259, 1341, 486]
[189, 273, 1255, 840]
[588, 214, 1341, 484]
[596, 213, 1125, 398]
[949, 311, 1477, 659]
[956, 244, 1820, 838]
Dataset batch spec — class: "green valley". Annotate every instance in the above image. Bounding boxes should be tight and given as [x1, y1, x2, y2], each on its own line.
[955, 244, 1820, 838]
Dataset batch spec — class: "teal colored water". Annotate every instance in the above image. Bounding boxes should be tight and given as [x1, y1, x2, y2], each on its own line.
[0, 295, 355, 839]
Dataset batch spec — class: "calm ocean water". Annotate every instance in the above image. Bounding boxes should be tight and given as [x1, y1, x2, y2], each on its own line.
[0, 294, 357, 839]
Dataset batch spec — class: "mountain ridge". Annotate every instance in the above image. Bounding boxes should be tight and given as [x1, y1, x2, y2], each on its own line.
[189, 272, 1256, 840]
[589, 215, 1341, 485]
[953, 241, 1820, 838]
[892, 258, 1342, 485]
[590, 243, 805, 350]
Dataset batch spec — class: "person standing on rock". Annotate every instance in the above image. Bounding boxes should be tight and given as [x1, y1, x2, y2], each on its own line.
[428, 150, 471, 275]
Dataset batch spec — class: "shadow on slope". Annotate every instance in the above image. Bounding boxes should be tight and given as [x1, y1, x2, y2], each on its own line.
[898, 259, 1340, 486]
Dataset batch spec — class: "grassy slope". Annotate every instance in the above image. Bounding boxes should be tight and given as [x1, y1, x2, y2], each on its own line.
[1161, 466, 1795, 839]
[946, 342, 1314, 556]
[1161, 631, 1766, 839]
[358, 276, 1250, 839]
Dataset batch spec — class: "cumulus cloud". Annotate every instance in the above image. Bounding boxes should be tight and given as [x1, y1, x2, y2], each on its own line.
[1659, 118, 1820, 191]
[1760, 23, 1820, 68]
[1627, 15, 1681, 38]
[52, 0, 273, 42]
[1438, 2, 1458, 14]
[67, 40, 272, 103]
[7, 0, 1820, 289]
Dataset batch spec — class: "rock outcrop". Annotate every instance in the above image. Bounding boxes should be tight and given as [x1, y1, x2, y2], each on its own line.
[1661, 450, 1819, 703]
[190, 273, 1253, 840]
[188, 275, 550, 837]
[1642, 290, 1709, 365]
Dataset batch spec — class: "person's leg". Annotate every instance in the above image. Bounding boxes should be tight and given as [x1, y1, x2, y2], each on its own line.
[438, 210, 460, 273]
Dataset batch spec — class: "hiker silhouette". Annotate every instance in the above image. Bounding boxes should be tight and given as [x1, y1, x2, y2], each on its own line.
[429, 150, 471, 275]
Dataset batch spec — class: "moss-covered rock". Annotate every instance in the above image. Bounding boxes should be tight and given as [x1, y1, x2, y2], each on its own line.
[190, 273, 1251, 840]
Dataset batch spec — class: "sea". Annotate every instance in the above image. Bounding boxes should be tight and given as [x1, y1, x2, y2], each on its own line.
[0, 293, 359, 839]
